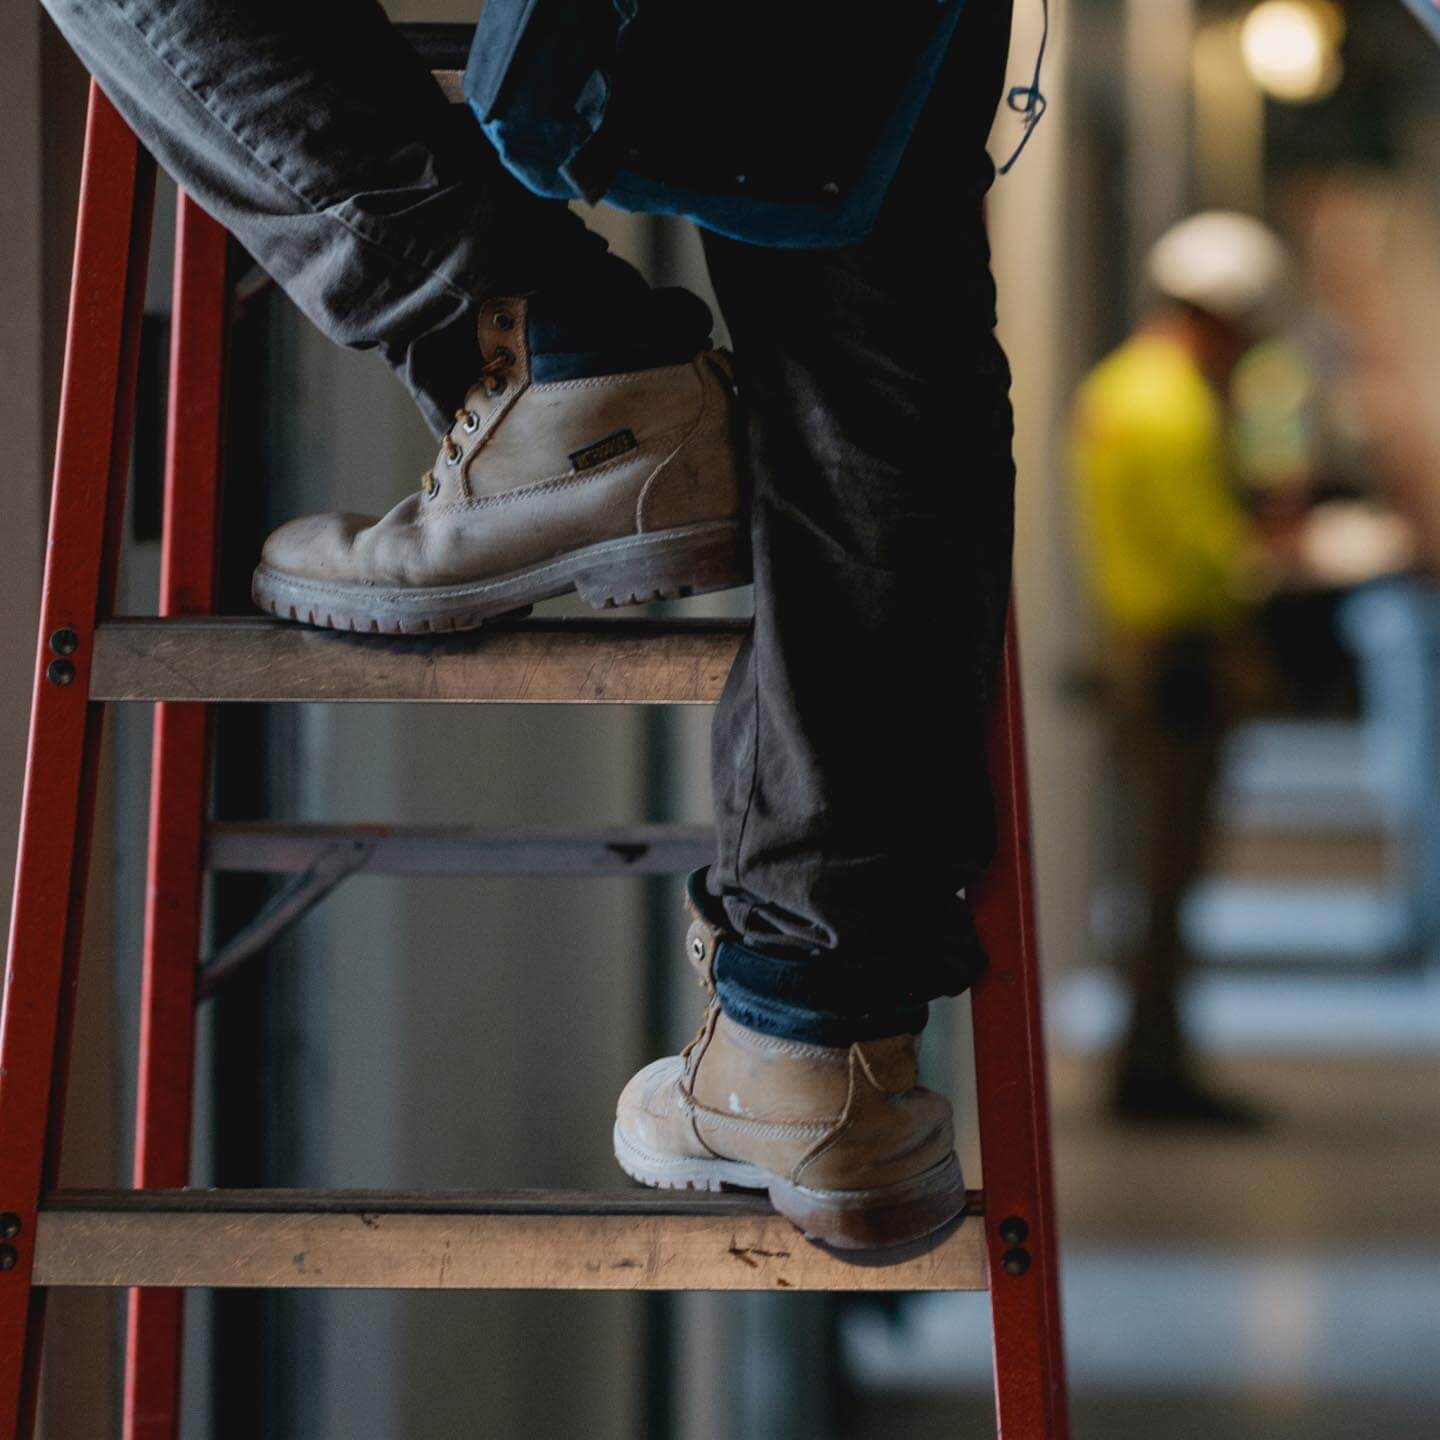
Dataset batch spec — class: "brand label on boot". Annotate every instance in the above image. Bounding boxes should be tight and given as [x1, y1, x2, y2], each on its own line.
[569, 429, 638, 473]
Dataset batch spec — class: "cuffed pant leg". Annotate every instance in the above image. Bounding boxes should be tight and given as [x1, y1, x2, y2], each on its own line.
[41, 0, 646, 431]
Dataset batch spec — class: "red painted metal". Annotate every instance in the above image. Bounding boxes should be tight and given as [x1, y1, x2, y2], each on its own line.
[972, 611, 1071, 1440]
[122, 194, 230, 1440]
[0, 85, 155, 1440]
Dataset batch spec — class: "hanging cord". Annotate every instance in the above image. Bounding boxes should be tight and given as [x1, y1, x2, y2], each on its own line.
[998, 0, 1050, 175]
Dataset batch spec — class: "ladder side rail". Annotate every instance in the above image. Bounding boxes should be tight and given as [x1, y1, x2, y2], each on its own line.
[123, 193, 231, 1440]
[971, 612, 1071, 1440]
[0, 83, 156, 1440]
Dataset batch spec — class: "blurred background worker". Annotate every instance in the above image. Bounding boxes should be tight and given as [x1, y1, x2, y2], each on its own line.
[1069, 212, 1291, 1125]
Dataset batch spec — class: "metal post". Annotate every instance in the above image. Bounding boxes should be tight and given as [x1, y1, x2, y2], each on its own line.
[971, 611, 1071, 1440]
[0, 84, 155, 1440]
[1123, 0, 1196, 309]
[123, 193, 230, 1440]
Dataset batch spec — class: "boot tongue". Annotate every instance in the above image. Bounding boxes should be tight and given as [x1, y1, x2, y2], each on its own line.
[681, 867, 726, 994]
[525, 285, 714, 383]
[685, 917, 720, 995]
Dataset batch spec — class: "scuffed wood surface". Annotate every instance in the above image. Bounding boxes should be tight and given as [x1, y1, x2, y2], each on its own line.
[90, 617, 746, 705]
[36, 1189, 985, 1293]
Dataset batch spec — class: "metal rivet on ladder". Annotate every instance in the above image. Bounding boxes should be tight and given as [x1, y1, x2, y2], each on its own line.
[49, 627, 80, 656]
[45, 659, 76, 687]
[0, 1245, 18, 1272]
[0, 1214, 19, 1240]
[998, 1215, 1029, 1245]
[690, 936, 706, 962]
[1000, 1247, 1031, 1277]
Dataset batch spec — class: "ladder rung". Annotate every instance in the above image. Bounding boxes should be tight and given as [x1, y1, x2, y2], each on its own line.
[35, 1189, 986, 1294]
[397, 21, 473, 72]
[206, 822, 717, 876]
[90, 617, 746, 705]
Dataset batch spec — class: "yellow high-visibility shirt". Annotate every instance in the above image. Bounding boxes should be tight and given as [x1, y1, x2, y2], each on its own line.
[1069, 334, 1256, 635]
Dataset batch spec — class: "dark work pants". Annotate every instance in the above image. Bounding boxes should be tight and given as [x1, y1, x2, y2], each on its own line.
[41, 0, 648, 435]
[43, 0, 1017, 1042]
[702, 4, 1016, 1040]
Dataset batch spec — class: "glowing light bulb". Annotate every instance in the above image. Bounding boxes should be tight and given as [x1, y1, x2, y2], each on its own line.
[1241, 1, 1342, 103]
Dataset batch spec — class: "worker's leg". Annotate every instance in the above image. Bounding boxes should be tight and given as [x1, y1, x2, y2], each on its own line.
[1110, 635, 1258, 1123]
[1113, 637, 1221, 1082]
[40, 0, 672, 434]
[45, 0, 741, 631]
[613, 5, 1016, 1246]
[696, 0, 1017, 1043]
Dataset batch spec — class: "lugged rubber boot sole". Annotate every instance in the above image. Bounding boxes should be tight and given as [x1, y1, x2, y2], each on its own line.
[251, 518, 748, 635]
[612, 1122, 968, 1252]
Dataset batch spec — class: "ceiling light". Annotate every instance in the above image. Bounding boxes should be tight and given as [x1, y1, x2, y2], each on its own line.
[1241, 1, 1343, 103]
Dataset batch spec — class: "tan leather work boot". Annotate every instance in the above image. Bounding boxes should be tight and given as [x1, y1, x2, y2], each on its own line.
[613, 902, 967, 1251]
[252, 296, 746, 633]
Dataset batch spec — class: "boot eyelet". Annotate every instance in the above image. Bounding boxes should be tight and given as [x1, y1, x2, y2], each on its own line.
[496, 346, 515, 365]
[445, 447, 462, 467]
[461, 410, 480, 434]
[486, 377, 508, 397]
[494, 311, 515, 332]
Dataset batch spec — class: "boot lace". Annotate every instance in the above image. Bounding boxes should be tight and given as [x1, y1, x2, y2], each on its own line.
[419, 347, 517, 496]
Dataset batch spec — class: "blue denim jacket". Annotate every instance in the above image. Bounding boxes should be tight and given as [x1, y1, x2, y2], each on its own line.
[464, 0, 970, 248]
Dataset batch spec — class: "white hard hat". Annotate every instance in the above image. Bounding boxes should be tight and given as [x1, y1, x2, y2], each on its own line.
[1146, 211, 1292, 322]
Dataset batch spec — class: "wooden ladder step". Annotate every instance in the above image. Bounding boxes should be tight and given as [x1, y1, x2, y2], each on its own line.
[34, 1189, 986, 1294]
[397, 22, 473, 99]
[89, 617, 746, 705]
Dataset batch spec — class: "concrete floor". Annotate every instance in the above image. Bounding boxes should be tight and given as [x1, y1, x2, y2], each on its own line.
[841, 1047, 1440, 1439]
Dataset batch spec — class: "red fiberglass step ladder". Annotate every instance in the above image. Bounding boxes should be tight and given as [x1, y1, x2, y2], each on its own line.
[0, 36, 1069, 1440]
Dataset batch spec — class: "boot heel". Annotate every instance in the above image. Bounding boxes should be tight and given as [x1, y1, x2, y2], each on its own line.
[767, 1153, 968, 1251]
[573, 521, 750, 610]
